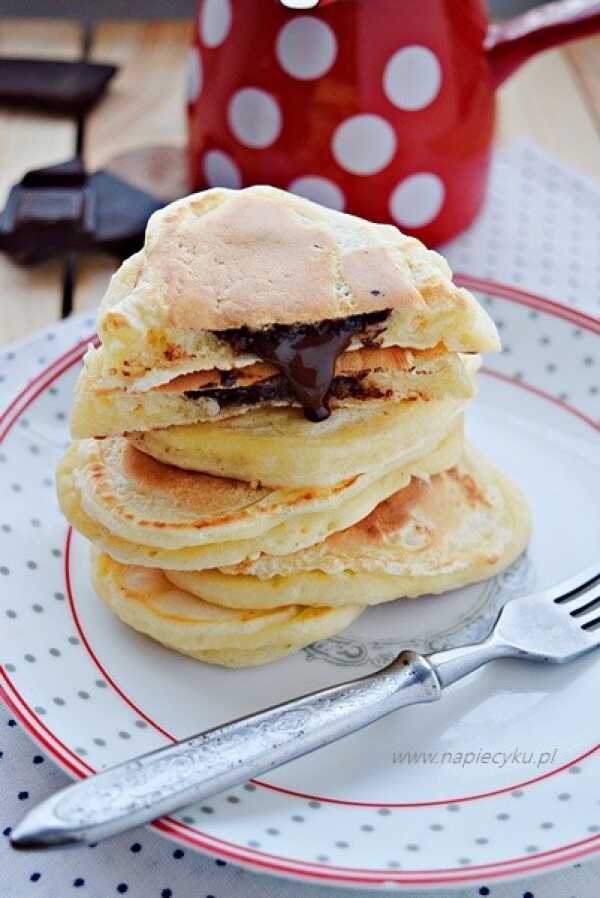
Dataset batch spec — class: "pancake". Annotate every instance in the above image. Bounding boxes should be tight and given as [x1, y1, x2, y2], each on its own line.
[166, 446, 531, 609]
[91, 549, 363, 667]
[56, 420, 463, 570]
[128, 385, 472, 488]
[87, 186, 498, 395]
[71, 343, 476, 438]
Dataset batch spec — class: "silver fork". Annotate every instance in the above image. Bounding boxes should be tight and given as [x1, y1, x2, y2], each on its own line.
[11, 563, 600, 851]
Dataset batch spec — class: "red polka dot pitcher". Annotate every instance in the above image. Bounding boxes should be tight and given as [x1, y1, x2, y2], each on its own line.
[187, 0, 600, 245]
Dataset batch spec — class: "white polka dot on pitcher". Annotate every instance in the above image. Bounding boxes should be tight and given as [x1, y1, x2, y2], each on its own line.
[203, 150, 242, 189]
[228, 88, 282, 149]
[332, 114, 396, 176]
[186, 47, 202, 103]
[383, 45, 442, 111]
[200, 0, 232, 48]
[390, 173, 445, 227]
[289, 176, 345, 210]
[276, 16, 337, 80]
[280, 0, 320, 6]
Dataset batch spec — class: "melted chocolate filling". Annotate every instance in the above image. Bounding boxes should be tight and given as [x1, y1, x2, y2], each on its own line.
[185, 373, 391, 409]
[213, 310, 390, 421]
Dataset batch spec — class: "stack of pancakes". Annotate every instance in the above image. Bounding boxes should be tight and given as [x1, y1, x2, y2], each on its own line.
[57, 186, 531, 667]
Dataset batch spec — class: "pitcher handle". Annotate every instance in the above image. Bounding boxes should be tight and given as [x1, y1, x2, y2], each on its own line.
[486, 0, 600, 87]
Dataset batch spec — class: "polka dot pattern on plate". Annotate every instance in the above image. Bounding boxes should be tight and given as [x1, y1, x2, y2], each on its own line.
[276, 16, 337, 80]
[383, 45, 442, 111]
[186, 47, 202, 103]
[332, 114, 396, 176]
[200, 0, 232, 48]
[228, 88, 282, 149]
[390, 172, 445, 227]
[203, 149, 242, 189]
[288, 175, 345, 210]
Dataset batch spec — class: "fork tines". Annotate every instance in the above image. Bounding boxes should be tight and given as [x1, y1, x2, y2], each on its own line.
[554, 568, 600, 631]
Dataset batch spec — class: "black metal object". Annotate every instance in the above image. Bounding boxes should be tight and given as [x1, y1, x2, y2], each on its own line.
[0, 0, 195, 18]
[0, 19, 170, 317]
[0, 160, 95, 264]
[0, 57, 116, 117]
[0, 158, 164, 263]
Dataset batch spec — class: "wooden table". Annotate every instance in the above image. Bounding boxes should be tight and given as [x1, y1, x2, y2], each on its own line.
[1, 17, 599, 348]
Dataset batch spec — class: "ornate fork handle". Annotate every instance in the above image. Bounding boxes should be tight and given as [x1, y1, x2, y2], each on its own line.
[12, 651, 441, 848]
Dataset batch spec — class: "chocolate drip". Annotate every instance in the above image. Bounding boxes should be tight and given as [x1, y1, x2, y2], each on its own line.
[215, 311, 389, 421]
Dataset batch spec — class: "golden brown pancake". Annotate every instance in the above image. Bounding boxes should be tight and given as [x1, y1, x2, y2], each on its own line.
[90, 186, 498, 387]
[56, 420, 463, 569]
[166, 445, 531, 609]
[127, 387, 471, 488]
[91, 549, 363, 667]
[70, 185, 498, 437]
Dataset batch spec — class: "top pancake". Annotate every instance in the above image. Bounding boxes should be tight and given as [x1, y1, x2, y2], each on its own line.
[90, 186, 499, 391]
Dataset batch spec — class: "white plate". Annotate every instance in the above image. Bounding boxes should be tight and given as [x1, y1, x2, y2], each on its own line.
[1, 277, 599, 890]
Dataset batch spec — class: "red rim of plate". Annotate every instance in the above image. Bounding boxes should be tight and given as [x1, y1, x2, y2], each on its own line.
[1, 277, 599, 887]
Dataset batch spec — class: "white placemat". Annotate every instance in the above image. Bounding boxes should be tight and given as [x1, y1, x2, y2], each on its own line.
[442, 139, 600, 314]
[1, 139, 599, 898]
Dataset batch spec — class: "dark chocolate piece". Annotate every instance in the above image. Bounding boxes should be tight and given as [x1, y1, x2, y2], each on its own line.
[214, 310, 390, 422]
[0, 159, 95, 263]
[184, 372, 391, 409]
[0, 57, 116, 116]
[0, 159, 163, 264]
